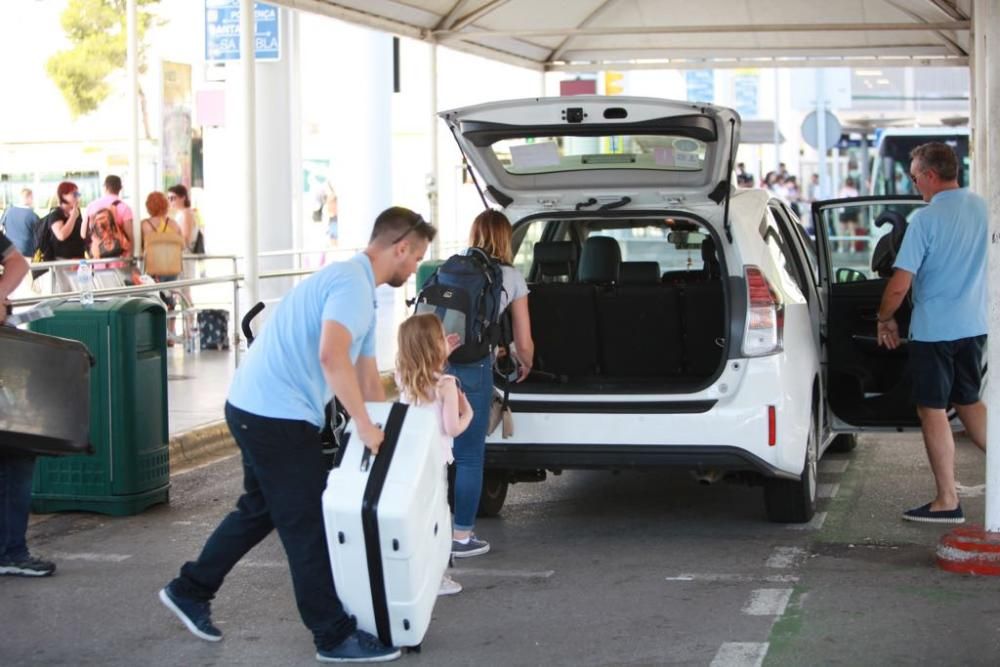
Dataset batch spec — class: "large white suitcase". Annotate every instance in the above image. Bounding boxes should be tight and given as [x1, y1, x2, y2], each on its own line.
[322, 402, 451, 648]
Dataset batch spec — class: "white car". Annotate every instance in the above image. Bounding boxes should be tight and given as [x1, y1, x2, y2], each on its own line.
[440, 96, 925, 523]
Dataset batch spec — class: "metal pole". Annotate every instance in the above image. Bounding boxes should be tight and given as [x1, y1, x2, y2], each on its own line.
[289, 9, 304, 271]
[429, 43, 440, 260]
[241, 0, 260, 310]
[773, 69, 781, 174]
[126, 0, 141, 249]
[974, 2, 989, 196]
[816, 68, 828, 198]
[982, 0, 1000, 533]
[233, 256, 242, 365]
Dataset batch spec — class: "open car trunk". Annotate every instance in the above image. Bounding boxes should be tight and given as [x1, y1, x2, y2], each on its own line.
[506, 213, 729, 395]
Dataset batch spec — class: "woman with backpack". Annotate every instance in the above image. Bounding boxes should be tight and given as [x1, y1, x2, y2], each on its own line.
[448, 209, 534, 558]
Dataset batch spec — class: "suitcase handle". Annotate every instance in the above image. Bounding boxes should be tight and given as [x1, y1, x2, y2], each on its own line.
[359, 423, 383, 472]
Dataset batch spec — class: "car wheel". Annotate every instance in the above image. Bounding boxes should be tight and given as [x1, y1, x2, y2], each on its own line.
[828, 433, 857, 453]
[476, 471, 509, 518]
[764, 413, 818, 523]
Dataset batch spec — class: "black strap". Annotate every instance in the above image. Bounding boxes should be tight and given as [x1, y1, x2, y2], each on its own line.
[361, 402, 408, 647]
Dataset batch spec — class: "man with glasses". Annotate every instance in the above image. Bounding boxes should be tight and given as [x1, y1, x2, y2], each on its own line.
[160, 207, 435, 663]
[876, 142, 987, 524]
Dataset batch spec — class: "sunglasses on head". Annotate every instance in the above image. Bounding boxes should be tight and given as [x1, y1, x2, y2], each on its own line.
[391, 215, 431, 244]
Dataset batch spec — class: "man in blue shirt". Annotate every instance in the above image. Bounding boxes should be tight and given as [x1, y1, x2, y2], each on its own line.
[160, 207, 435, 663]
[0, 189, 40, 257]
[877, 142, 987, 524]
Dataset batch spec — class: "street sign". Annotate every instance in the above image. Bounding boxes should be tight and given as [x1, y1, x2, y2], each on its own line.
[686, 70, 714, 104]
[205, 1, 280, 62]
[801, 110, 842, 150]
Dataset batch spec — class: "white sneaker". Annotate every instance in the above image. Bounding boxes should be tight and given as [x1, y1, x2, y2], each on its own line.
[438, 574, 462, 596]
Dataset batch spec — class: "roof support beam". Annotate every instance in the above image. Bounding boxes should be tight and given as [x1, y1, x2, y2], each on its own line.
[436, 0, 474, 30]
[548, 55, 968, 72]
[449, 0, 512, 32]
[884, 0, 968, 55]
[436, 21, 971, 40]
[926, 0, 969, 20]
[548, 0, 620, 63]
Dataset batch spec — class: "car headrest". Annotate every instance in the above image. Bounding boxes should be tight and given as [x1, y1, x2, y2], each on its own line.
[871, 210, 909, 278]
[533, 241, 577, 279]
[701, 237, 721, 280]
[578, 236, 622, 284]
[620, 261, 661, 285]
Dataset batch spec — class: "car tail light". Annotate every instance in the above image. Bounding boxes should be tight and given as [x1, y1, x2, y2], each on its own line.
[743, 266, 784, 356]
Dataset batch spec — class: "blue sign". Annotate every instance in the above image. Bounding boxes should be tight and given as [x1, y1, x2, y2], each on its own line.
[732, 74, 759, 119]
[205, 1, 280, 62]
[686, 70, 714, 104]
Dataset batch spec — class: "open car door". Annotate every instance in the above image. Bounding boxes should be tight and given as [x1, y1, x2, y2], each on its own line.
[813, 195, 925, 430]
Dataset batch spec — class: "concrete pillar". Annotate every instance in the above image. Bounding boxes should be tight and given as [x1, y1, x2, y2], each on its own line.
[981, 0, 1000, 533]
[973, 2, 989, 196]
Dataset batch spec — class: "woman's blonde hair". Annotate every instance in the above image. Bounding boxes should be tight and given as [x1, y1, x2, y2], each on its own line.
[396, 314, 449, 404]
[468, 209, 513, 264]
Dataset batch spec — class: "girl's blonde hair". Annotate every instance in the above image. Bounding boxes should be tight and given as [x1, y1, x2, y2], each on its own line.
[469, 209, 513, 264]
[396, 314, 449, 404]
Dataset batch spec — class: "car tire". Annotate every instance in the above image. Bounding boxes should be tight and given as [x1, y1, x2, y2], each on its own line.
[764, 414, 818, 524]
[827, 433, 857, 453]
[476, 471, 509, 518]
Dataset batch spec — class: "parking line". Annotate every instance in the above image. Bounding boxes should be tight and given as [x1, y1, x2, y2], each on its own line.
[787, 511, 827, 531]
[742, 588, 793, 616]
[51, 552, 132, 563]
[817, 483, 840, 499]
[665, 573, 799, 584]
[710, 642, 769, 667]
[451, 568, 555, 579]
[818, 459, 850, 474]
[766, 546, 807, 569]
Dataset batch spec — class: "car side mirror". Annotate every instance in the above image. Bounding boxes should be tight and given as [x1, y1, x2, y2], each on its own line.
[835, 267, 867, 284]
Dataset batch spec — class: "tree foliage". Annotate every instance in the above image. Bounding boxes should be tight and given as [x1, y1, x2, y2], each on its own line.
[46, 0, 161, 118]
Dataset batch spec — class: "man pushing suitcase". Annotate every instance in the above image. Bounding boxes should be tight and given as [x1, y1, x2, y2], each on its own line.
[159, 207, 435, 663]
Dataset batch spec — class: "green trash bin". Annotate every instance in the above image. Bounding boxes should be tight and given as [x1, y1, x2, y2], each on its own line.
[416, 259, 445, 292]
[29, 297, 170, 516]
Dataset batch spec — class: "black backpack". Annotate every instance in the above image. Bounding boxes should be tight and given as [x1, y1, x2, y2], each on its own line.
[415, 248, 508, 364]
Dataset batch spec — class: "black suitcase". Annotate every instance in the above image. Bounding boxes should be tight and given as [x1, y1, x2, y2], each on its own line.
[0, 326, 94, 456]
[198, 309, 230, 350]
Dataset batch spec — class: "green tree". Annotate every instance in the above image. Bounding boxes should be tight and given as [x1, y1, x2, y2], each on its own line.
[46, 0, 162, 138]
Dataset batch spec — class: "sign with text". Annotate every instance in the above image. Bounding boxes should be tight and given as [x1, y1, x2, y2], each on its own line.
[205, 1, 280, 62]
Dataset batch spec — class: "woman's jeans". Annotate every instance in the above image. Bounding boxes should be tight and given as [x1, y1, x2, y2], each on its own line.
[447, 358, 493, 532]
[170, 403, 354, 651]
[0, 451, 36, 562]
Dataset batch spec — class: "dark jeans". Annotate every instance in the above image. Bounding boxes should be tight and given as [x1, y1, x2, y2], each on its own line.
[0, 451, 36, 562]
[170, 402, 354, 650]
[447, 358, 493, 531]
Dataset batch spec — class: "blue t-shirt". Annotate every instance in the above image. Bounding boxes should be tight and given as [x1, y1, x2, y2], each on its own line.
[893, 188, 987, 342]
[228, 253, 378, 427]
[0, 206, 40, 257]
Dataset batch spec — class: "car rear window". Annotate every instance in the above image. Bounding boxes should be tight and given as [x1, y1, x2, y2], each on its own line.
[491, 135, 707, 175]
[586, 223, 712, 275]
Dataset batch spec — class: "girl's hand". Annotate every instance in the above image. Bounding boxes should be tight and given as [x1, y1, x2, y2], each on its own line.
[445, 333, 461, 353]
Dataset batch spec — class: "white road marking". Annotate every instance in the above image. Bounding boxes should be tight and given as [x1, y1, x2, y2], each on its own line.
[451, 568, 555, 579]
[742, 588, 793, 616]
[766, 546, 807, 569]
[710, 642, 769, 667]
[817, 483, 840, 499]
[787, 511, 827, 531]
[171, 521, 194, 526]
[238, 560, 285, 568]
[819, 459, 850, 474]
[665, 573, 799, 584]
[51, 552, 132, 563]
[957, 483, 986, 498]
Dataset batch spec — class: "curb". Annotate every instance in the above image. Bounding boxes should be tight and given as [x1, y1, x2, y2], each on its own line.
[167, 373, 399, 475]
[936, 525, 1000, 576]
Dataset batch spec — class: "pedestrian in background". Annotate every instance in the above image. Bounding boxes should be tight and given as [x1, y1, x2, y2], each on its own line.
[83, 175, 134, 255]
[167, 185, 197, 252]
[0, 229, 53, 578]
[0, 188, 40, 257]
[877, 142, 987, 524]
[159, 207, 435, 663]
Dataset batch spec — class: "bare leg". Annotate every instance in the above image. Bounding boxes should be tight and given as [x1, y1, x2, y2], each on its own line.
[954, 401, 987, 452]
[917, 406, 960, 511]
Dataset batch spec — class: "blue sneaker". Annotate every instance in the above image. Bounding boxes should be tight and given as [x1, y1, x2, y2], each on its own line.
[159, 584, 223, 642]
[316, 630, 400, 663]
[452, 534, 490, 558]
[902, 502, 965, 524]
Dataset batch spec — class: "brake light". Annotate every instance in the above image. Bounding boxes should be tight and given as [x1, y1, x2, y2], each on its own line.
[743, 266, 784, 356]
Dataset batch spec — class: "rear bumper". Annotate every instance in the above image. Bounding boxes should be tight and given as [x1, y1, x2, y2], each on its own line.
[484, 443, 798, 480]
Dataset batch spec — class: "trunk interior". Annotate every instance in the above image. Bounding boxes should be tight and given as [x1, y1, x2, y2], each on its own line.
[506, 215, 729, 395]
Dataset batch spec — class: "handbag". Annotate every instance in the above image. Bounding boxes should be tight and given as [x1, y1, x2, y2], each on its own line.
[144, 219, 184, 277]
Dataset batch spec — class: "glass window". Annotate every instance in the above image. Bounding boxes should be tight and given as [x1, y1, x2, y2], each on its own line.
[585, 222, 710, 275]
[512, 218, 548, 279]
[816, 201, 924, 283]
[760, 211, 806, 300]
[491, 135, 707, 175]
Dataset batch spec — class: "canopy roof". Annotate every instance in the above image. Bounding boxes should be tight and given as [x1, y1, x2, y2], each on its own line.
[275, 0, 971, 70]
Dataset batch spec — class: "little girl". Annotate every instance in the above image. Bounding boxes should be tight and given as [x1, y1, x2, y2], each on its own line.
[395, 313, 473, 596]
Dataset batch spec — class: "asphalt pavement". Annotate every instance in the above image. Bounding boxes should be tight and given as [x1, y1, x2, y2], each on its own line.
[2, 432, 997, 666]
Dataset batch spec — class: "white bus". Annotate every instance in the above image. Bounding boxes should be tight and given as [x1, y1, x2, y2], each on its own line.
[869, 127, 970, 195]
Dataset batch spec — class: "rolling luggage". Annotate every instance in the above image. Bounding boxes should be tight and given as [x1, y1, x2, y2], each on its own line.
[322, 402, 451, 648]
[0, 325, 93, 456]
[198, 308, 230, 349]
